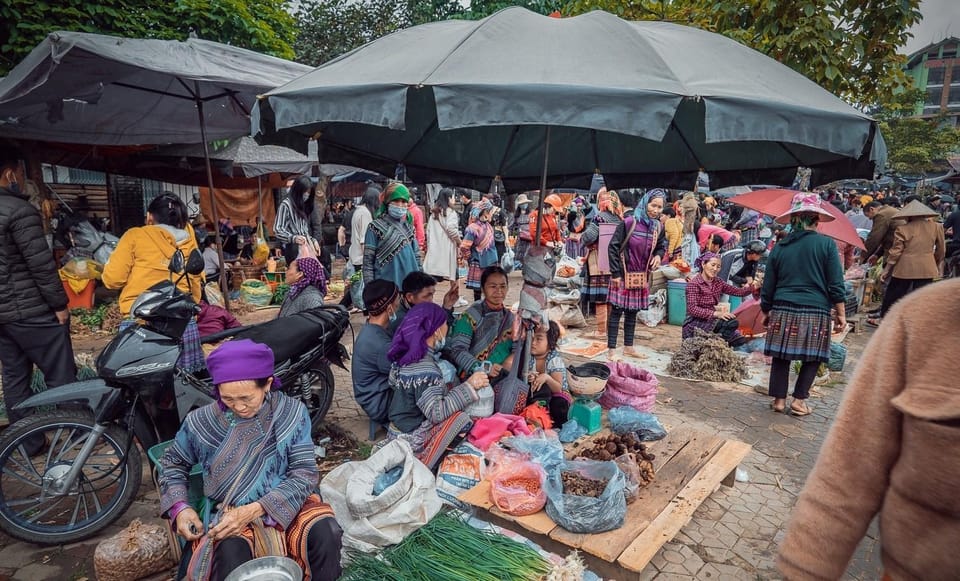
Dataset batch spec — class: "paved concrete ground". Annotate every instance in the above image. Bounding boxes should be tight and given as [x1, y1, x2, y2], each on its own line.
[0, 271, 882, 580]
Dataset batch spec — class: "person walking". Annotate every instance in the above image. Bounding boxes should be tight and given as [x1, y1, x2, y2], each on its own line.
[274, 176, 323, 263]
[345, 185, 379, 311]
[606, 189, 667, 360]
[580, 188, 624, 339]
[460, 199, 499, 302]
[423, 188, 460, 282]
[511, 194, 533, 267]
[868, 200, 945, 326]
[0, 143, 76, 453]
[362, 182, 421, 289]
[760, 193, 846, 416]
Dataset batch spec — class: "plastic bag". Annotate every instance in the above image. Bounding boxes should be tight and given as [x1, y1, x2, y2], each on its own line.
[828, 342, 847, 372]
[204, 281, 224, 307]
[544, 460, 627, 534]
[608, 406, 667, 441]
[600, 362, 659, 411]
[373, 465, 404, 496]
[464, 385, 495, 418]
[502, 430, 565, 473]
[240, 279, 273, 306]
[252, 221, 270, 265]
[640, 289, 667, 327]
[549, 288, 581, 305]
[94, 518, 175, 581]
[320, 439, 442, 554]
[558, 419, 587, 443]
[436, 442, 486, 509]
[488, 459, 547, 516]
[546, 303, 586, 328]
[614, 453, 642, 504]
[500, 247, 515, 273]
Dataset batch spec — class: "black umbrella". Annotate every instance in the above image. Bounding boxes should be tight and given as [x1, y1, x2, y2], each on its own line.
[0, 31, 312, 307]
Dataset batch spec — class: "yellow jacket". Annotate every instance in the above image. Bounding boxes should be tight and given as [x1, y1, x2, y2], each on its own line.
[664, 217, 684, 258]
[102, 224, 203, 315]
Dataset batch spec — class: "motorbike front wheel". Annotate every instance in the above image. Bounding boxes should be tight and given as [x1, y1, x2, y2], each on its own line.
[0, 410, 141, 545]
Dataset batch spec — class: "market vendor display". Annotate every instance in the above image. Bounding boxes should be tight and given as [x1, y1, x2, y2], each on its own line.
[159, 339, 343, 581]
[683, 252, 756, 347]
[387, 302, 490, 470]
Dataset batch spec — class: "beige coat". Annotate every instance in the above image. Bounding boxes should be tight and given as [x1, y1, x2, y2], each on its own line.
[885, 218, 945, 279]
[778, 279, 960, 580]
[863, 205, 901, 259]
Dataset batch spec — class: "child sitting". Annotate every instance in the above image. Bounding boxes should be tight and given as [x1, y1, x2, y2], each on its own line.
[526, 320, 572, 427]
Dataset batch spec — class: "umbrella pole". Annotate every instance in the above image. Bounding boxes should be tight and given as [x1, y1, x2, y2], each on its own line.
[533, 126, 551, 246]
[257, 175, 263, 230]
[195, 84, 231, 311]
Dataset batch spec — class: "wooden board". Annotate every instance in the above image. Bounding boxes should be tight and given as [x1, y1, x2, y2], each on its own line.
[458, 428, 751, 578]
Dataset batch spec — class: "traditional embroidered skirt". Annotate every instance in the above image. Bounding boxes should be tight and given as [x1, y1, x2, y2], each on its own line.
[387, 412, 472, 470]
[465, 262, 483, 290]
[607, 281, 649, 311]
[763, 303, 831, 362]
[564, 239, 582, 259]
[582, 274, 611, 303]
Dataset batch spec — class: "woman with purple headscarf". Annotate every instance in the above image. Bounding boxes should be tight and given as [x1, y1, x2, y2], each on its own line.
[606, 189, 668, 360]
[278, 256, 327, 317]
[386, 302, 489, 469]
[683, 252, 756, 346]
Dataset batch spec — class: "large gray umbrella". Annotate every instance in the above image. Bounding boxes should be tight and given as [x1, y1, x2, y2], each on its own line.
[253, 7, 885, 193]
[0, 31, 313, 306]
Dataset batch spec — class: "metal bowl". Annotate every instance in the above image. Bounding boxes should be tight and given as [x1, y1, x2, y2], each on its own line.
[224, 556, 303, 581]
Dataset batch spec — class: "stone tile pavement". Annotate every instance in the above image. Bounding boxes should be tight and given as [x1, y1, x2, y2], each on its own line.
[0, 271, 883, 580]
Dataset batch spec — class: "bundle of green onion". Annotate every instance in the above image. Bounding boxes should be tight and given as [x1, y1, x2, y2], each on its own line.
[341, 512, 552, 581]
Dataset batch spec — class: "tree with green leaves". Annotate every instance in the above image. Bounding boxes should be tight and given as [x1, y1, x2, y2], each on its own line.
[873, 88, 960, 175]
[0, 0, 296, 75]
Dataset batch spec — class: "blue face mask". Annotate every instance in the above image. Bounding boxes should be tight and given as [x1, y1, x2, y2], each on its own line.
[434, 336, 446, 351]
[7, 178, 20, 196]
[388, 310, 397, 324]
[388, 205, 407, 220]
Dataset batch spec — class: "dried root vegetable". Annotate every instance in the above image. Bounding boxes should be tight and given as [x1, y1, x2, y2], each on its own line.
[577, 433, 656, 488]
[667, 329, 748, 382]
[561, 471, 608, 498]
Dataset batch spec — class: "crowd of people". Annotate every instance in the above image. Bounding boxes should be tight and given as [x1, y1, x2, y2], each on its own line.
[3, 130, 959, 581]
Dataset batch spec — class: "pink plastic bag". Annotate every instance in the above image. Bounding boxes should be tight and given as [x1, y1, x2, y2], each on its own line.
[599, 361, 658, 412]
[486, 447, 547, 516]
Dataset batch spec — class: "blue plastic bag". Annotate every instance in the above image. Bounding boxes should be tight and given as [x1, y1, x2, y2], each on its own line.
[608, 406, 667, 441]
[544, 459, 626, 534]
[828, 342, 847, 372]
[372, 465, 403, 496]
[503, 431, 565, 473]
[558, 419, 587, 443]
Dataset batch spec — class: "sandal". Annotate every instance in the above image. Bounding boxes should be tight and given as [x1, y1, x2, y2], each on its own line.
[865, 317, 881, 327]
[789, 401, 812, 416]
[770, 399, 786, 413]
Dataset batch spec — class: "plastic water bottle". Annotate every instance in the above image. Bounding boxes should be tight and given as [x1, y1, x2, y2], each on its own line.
[466, 386, 495, 418]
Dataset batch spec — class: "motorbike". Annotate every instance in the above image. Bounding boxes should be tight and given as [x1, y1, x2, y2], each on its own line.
[0, 250, 350, 545]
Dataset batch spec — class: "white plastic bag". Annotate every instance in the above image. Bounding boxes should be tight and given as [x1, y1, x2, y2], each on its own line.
[640, 289, 667, 327]
[500, 247, 515, 273]
[319, 439, 442, 555]
[549, 288, 581, 305]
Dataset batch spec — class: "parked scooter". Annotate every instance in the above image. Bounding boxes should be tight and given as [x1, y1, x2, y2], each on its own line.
[0, 250, 350, 545]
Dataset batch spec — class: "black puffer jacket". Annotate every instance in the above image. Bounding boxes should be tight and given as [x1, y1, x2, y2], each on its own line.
[0, 187, 68, 323]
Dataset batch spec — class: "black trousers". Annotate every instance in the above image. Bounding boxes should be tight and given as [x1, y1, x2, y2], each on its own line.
[0, 313, 76, 424]
[179, 517, 343, 581]
[880, 277, 932, 318]
[607, 305, 638, 348]
[768, 357, 819, 400]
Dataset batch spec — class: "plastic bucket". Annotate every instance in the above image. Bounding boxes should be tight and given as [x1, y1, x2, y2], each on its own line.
[729, 295, 743, 311]
[667, 280, 687, 326]
[63, 280, 96, 310]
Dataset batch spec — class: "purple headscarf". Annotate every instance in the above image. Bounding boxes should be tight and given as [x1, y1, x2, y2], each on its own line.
[695, 251, 719, 273]
[288, 256, 327, 298]
[388, 302, 449, 367]
[206, 339, 280, 407]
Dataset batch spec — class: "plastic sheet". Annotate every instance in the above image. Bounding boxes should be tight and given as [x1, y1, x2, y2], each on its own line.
[608, 407, 668, 441]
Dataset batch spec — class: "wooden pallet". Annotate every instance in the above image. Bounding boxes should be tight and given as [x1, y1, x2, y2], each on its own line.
[459, 428, 751, 579]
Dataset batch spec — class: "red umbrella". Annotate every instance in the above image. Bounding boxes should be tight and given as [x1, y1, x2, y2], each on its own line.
[729, 188, 865, 250]
[733, 297, 766, 337]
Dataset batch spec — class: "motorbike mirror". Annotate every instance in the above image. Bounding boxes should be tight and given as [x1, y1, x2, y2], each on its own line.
[168, 249, 185, 274]
[185, 249, 205, 276]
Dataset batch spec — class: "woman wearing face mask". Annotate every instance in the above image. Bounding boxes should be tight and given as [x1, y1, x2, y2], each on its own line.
[683, 252, 756, 347]
[512, 194, 533, 268]
[274, 176, 323, 264]
[361, 182, 422, 288]
[386, 302, 489, 470]
[460, 199, 499, 301]
[423, 188, 460, 282]
[527, 193, 564, 249]
[606, 189, 668, 360]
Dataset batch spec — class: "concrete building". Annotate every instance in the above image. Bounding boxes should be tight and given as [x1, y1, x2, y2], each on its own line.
[905, 37, 960, 125]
